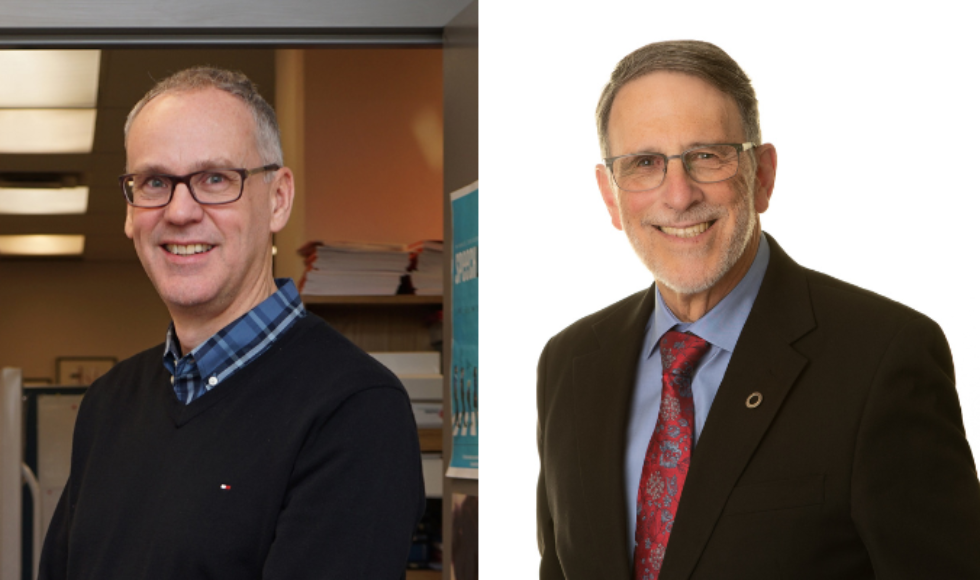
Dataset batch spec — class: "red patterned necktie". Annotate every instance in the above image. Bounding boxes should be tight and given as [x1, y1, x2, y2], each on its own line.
[633, 330, 710, 580]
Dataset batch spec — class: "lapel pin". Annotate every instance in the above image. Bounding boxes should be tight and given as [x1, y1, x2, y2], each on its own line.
[746, 392, 763, 409]
[220, 484, 232, 490]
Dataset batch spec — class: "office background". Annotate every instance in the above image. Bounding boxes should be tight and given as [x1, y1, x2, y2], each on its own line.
[0, 3, 477, 578]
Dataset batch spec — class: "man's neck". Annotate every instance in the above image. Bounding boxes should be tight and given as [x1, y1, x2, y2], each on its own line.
[659, 227, 761, 323]
[171, 276, 279, 353]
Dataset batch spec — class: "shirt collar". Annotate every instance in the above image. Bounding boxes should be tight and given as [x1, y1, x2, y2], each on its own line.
[644, 232, 771, 357]
[163, 278, 304, 379]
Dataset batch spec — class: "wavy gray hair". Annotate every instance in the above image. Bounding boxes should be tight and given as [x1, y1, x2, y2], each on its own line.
[596, 40, 761, 160]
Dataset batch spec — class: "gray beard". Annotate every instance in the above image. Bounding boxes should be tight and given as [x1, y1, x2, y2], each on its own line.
[623, 178, 756, 295]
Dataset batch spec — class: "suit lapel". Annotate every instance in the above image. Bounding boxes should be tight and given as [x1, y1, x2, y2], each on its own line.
[660, 236, 816, 579]
[572, 285, 658, 579]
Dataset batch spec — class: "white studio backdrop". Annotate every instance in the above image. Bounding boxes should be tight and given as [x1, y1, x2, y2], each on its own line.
[481, 1, 980, 576]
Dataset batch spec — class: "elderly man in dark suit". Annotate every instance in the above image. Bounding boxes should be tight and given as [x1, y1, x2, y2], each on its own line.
[536, 40, 980, 580]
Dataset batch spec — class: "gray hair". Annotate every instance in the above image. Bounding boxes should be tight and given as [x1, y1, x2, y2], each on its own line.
[596, 40, 761, 159]
[124, 66, 283, 167]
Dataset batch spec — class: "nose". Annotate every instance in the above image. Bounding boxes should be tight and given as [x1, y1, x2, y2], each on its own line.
[164, 182, 205, 225]
[659, 156, 702, 212]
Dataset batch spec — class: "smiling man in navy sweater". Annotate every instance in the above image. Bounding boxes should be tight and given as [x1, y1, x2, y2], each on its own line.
[39, 67, 425, 580]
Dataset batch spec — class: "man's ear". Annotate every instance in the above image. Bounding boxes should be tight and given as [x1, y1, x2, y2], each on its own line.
[124, 205, 134, 239]
[269, 167, 295, 234]
[596, 164, 623, 230]
[753, 143, 777, 214]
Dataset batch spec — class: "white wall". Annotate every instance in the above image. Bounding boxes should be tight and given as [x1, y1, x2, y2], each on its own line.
[481, 2, 980, 576]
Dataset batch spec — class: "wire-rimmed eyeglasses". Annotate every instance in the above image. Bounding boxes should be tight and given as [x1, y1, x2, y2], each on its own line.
[603, 142, 755, 192]
[120, 164, 280, 208]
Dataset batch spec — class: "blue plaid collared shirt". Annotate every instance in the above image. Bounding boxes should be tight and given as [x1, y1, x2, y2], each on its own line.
[163, 278, 306, 405]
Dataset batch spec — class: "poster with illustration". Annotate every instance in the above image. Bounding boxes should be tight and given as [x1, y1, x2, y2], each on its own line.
[447, 181, 478, 478]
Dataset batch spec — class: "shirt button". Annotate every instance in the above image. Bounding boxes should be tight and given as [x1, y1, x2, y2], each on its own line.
[208, 376, 218, 386]
[170, 376, 175, 385]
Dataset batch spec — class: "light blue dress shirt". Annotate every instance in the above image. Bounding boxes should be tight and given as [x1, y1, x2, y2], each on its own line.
[624, 233, 771, 560]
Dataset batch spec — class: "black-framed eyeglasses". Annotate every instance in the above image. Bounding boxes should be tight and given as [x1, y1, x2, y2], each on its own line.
[119, 164, 280, 208]
[603, 142, 755, 192]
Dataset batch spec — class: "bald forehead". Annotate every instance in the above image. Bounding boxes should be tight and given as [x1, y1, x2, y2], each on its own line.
[126, 88, 260, 172]
[130, 88, 254, 136]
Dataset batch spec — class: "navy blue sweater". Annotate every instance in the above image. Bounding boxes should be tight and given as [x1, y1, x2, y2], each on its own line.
[40, 314, 425, 579]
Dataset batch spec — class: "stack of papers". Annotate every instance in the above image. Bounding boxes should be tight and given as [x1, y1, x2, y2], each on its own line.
[409, 240, 444, 296]
[299, 241, 411, 296]
[369, 351, 443, 427]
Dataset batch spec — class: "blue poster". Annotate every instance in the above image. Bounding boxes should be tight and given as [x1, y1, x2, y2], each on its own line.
[447, 181, 478, 479]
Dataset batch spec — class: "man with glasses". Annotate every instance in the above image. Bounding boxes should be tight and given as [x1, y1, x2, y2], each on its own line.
[40, 67, 424, 580]
[536, 41, 980, 579]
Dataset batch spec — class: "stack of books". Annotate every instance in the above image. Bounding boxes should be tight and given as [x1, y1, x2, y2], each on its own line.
[408, 240, 444, 296]
[298, 241, 411, 296]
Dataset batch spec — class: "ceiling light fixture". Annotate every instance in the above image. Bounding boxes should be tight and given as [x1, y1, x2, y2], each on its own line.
[0, 110, 97, 154]
[0, 50, 100, 154]
[0, 50, 100, 108]
[0, 235, 85, 257]
[0, 186, 89, 215]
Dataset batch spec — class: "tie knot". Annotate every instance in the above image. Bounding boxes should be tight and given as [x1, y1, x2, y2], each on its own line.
[659, 330, 710, 377]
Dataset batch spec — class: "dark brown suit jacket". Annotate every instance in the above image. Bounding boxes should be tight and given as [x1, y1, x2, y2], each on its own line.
[537, 236, 980, 579]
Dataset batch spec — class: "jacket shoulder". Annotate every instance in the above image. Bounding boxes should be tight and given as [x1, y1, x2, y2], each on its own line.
[542, 286, 651, 357]
[802, 266, 929, 329]
[763, 233, 927, 327]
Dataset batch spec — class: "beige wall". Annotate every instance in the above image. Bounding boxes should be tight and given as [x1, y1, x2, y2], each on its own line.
[0, 261, 170, 380]
[303, 49, 444, 245]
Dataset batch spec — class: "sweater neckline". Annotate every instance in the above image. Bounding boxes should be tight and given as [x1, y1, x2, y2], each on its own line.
[164, 314, 317, 428]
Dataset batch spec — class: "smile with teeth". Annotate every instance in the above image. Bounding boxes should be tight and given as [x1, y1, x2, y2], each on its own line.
[165, 243, 214, 256]
[658, 221, 713, 238]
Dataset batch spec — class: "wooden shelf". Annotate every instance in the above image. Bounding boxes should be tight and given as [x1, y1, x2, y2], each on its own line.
[419, 428, 442, 453]
[304, 295, 442, 352]
[406, 569, 441, 580]
[302, 295, 442, 305]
